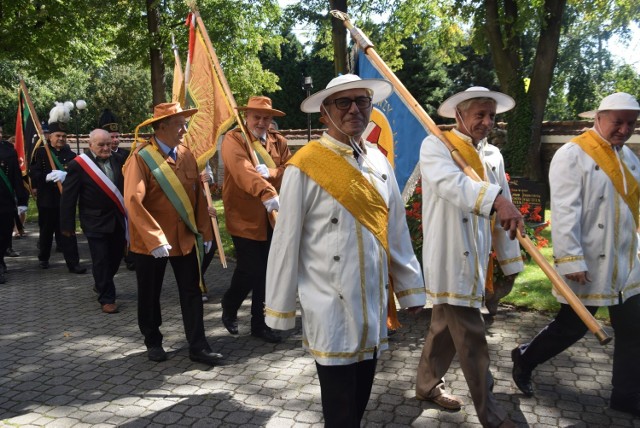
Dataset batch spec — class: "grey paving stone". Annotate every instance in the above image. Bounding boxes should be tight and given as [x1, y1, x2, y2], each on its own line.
[0, 234, 635, 427]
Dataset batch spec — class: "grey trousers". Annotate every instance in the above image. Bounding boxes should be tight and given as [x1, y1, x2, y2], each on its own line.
[416, 303, 508, 427]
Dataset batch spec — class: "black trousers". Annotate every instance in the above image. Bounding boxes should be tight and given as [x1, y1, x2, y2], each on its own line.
[518, 293, 640, 399]
[315, 356, 378, 428]
[37, 205, 79, 267]
[85, 223, 126, 305]
[222, 232, 271, 330]
[133, 249, 210, 353]
[0, 211, 13, 266]
[200, 234, 217, 291]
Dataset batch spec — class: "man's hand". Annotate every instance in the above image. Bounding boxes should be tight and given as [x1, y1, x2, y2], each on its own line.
[204, 241, 213, 254]
[565, 271, 589, 285]
[493, 194, 524, 240]
[207, 206, 217, 217]
[150, 244, 172, 258]
[46, 170, 67, 183]
[200, 170, 214, 184]
[262, 196, 279, 213]
[61, 230, 75, 237]
[255, 164, 270, 179]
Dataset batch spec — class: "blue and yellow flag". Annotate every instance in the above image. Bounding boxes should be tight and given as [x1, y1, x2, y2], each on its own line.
[356, 49, 430, 199]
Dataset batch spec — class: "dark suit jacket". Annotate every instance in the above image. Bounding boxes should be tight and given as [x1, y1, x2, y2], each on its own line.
[60, 152, 125, 234]
[0, 140, 29, 214]
[111, 147, 130, 164]
[29, 143, 77, 208]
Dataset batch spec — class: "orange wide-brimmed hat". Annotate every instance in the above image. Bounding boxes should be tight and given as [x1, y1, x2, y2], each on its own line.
[135, 102, 198, 129]
[236, 96, 285, 117]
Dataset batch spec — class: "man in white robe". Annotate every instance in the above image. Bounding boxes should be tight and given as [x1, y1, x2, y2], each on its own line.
[265, 74, 426, 427]
[416, 87, 524, 428]
[512, 92, 640, 417]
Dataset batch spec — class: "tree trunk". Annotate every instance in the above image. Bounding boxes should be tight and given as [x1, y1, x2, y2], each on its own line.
[485, 0, 531, 176]
[146, 0, 166, 106]
[484, 0, 566, 180]
[526, 0, 567, 180]
[329, 0, 348, 75]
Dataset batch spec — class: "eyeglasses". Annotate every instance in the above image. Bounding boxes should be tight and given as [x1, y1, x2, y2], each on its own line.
[323, 96, 372, 110]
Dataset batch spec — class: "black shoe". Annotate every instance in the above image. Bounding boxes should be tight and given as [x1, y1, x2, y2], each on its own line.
[39, 261, 49, 269]
[55, 246, 63, 253]
[147, 346, 167, 362]
[68, 265, 87, 274]
[0, 261, 6, 273]
[189, 349, 223, 366]
[251, 326, 282, 343]
[126, 262, 136, 271]
[610, 393, 640, 417]
[511, 347, 534, 397]
[5, 248, 19, 257]
[0, 272, 5, 284]
[222, 313, 238, 335]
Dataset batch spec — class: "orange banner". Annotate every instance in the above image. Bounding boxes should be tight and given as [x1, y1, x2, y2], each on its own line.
[183, 20, 235, 171]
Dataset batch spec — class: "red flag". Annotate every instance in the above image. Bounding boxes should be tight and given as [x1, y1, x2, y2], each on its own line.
[14, 89, 27, 175]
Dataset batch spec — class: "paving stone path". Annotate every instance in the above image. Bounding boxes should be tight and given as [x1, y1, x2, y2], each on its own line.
[0, 230, 638, 427]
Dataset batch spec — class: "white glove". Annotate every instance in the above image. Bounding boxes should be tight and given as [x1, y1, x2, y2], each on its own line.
[17, 206, 28, 215]
[46, 170, 67, 183]
[150, 244, 172, 258]
[255, 164, 269, 179]
[204, 241, 213, 254]
[262, 196, 279, 213]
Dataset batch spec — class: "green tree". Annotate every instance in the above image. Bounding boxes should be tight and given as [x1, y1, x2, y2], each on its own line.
[460, 0, 640, 179]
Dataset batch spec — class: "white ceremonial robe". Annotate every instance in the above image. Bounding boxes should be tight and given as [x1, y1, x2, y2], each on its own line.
[549, 135, 640, 306]
[265, 133, 426, 366]
[420, 130, 523, 308]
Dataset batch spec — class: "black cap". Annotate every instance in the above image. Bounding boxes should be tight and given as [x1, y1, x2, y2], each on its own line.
[98, 109, 119, 132]
[48, 121, 67, 133]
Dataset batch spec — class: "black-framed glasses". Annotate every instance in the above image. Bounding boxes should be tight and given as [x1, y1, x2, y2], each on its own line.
[323, 96, 372, 110]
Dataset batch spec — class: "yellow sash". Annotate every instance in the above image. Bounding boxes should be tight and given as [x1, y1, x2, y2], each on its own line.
[573, 130, 639, 227]
[287, 140, 389, 253]
[252, 139, 276, 168]
[444, 130, 485, 178]
[444, 131, 496, 292]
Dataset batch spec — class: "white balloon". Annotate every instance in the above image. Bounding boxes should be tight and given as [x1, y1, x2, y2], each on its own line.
[76, 99, 87, 110]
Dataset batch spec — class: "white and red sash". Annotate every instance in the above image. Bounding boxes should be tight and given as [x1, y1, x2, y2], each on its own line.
[75, 153, 128, 239]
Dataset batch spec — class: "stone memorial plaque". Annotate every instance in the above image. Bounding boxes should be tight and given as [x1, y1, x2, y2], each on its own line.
[508, 177, 547, 222]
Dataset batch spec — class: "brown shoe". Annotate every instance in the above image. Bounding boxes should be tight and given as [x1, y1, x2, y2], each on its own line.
[102, 303, 119, 314]
[416, 392, 463, 410]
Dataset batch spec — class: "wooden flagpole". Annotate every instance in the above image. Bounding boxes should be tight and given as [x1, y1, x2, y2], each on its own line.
[19, 79, 63, 194]
[189, 6, 278, 228]
[331, 10, 611, 345]
[178, 21, 227, 268]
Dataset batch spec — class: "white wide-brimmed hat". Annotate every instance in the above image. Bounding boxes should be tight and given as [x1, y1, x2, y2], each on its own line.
[437, 86, 515, 118]
[301, 74, 393, 113]
[578, 92, 640, 118]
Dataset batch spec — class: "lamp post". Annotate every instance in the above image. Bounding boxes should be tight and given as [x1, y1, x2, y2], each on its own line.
[74, 99, 87, 154]
[302, 75, 313, 142]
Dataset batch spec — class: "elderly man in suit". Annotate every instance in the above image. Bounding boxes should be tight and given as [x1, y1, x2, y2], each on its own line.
[123, 102, 221, 366]
[60, 129, 126, 314]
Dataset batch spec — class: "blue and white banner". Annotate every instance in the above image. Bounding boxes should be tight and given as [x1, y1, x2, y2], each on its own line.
[356, 49, 430, 198]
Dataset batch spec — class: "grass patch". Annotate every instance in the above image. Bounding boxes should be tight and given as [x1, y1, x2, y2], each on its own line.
[502, 210, 610, 322]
